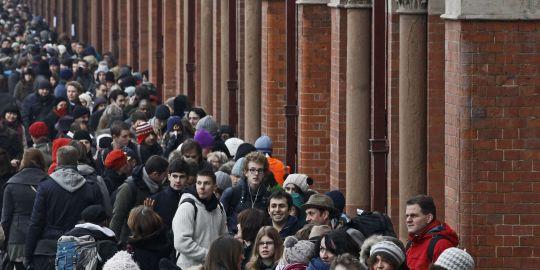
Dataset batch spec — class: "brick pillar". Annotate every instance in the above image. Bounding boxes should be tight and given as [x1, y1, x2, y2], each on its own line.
[261, 0, 286, 162]
[220, 0, 230, 124]
[175, 1, 184, 95]
[138, 0, 149, 72]
[444, 1, 540, 267]
[90, 0, 102, 53]
[297, 1, 332, 191]
[213, 0, 222, 122]
[243, 0, 262, 143]
[117, 0, 129, 65]
[102, 0, 110, 52]
[386, 1, 400, 237]
[126, 0, 138, 70]
[163, 0, 178, 99]
[427, 0, 446, 223]
[66, 0, 74, 38]
[148, 0, 163, 89]
[108, 1, 119, 60]
[76, 1, 89, 43]
[396, 0, 428, 240]
[237, 0, 246, 139]
[328, 1, 347, 191]
[199, 0, 213, 113]
[345, 0, 372, 213]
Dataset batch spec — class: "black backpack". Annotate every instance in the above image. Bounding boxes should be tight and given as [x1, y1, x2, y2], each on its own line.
[346, 211, 397, 239]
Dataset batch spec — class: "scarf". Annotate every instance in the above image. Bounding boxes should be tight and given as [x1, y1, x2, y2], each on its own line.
[185, 185, 219, 212]
[142, 168, 160, 194]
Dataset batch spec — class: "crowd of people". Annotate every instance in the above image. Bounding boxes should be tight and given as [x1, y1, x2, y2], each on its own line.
[0, 1, 476, 270]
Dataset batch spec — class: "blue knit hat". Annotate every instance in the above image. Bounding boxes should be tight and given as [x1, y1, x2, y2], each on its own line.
[325, 190, 346, 213]
[166, 116, 183, 133]
[231, 157, 246, 177]
[255, 135, 272, 155]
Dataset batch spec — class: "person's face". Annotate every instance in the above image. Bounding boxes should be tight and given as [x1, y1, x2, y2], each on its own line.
[196, 175, 215, 200]
[98, 72, 106, 82]
[96, 103, 106, 111]
[244, 161, 265, 188]
[50, 64, 59, 74]
[24, 74, 32, 82]
[305, 208, 328, 225]
[143, 132, 157, 145]
[183, 149, 200, 161]
[231, 174, 241, 187]
[284, 183, 299, 194]
[169, 171, 188, 190]
[1, 40, 9, 48]
[149, 170, 168, 185]
[115, 95, 126, 108]
[405, 204, 432, 234]
[4, 112, 17, 123]
[66, 85, 79, 101]
[188, 111, 200, 127]
[370, 255, 394, 270]
[207, 156, 221, 170]
[72, 62, 78, 73]
[115, 129, 131, 147]
[38, 88, 49, 97]
[80, 98, 88, 107]
[96, 84, 108, 98]
[50, 76, 57, 86]
[319, 237, 335, 264]
[79, 139, 91, 152]
[78, 61, 88, 71]
[155, 118, 166, 129]
[138, 102, 149, 114]
[76, 44, 84, 54]
[56, 101, 67, 111]
[268, 197, 290, 225]
[76, 114, 89, 124]
[258, 235, 275, 260]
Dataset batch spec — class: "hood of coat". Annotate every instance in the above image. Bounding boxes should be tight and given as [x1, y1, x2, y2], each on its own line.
[127, 225, 171, 253]
[50, 166, 86, 192]
[77, 163, 96, 177]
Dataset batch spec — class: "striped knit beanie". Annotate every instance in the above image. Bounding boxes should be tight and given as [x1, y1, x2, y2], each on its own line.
[135, 121, 154, 144]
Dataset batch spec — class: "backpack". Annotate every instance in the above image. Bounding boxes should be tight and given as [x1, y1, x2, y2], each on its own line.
[110, 179, 137, 209]
[180, 197, 224, 221]
[346, 211, 397, 239]
[55, 235, 98, 270]
[405, 230, 451, 262]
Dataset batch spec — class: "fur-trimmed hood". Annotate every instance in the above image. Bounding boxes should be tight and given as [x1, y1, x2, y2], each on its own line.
[359, 235, 406, 265]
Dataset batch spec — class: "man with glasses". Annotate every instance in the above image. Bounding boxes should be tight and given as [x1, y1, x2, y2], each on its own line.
[221, 151, 272, 234]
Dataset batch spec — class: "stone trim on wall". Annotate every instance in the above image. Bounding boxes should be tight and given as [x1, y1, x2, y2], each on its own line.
[345, 0, 372, 8]
[443, 0, 540, 20]
[297, 0, 330, 5]
[395, 0, 427, 14]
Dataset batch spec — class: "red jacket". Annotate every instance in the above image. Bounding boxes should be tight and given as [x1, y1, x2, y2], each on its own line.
[406, 221, 459, 270]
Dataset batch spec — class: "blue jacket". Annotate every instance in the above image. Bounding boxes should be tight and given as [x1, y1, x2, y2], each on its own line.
[24, 166, 102, 259]
[307, 257, 329, 270]
[279, 215, 303, 239]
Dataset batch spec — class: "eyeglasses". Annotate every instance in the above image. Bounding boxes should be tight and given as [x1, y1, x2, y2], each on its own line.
[258, 241, 274, 246]
[248, 168, 265, 175]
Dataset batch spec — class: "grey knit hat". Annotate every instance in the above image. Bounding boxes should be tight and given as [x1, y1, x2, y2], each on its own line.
[281, 236, 316, 265]
[231, 157, 246, 177]
[215, 171, 232, 191]
[196, 115, 219, 135]
[370, 241, 406, 268]
[434, 247, 475, 270]
[283, 174, 310, 193]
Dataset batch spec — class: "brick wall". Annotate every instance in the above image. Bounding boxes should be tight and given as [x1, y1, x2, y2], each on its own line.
[427, 14, 445, 221]
[445, 20, 540, 269]
[176, 1, 184, 95]
[101, 0, 110, 52]
[162, 0, 178, 99]
[195, 0, 202, 105]
[137, 0, 149, 72]
[237, 0, 246, 138]
[117, 0, 128, 65]
[297, 4, 331, 191]
[329, 7, 347, 191]
[213, 0, 222, 122]
[261, 0, 287, 162]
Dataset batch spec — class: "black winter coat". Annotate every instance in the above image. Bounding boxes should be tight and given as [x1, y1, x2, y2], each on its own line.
[127, 226, 172, 270]
[150, 186, 183, 228]
[102, 168, 128, 196]
[1, 168, 46, 246]
[0, 122, 23, 160]
[21, 92, 54, 128]
[24, 167, 102, 260]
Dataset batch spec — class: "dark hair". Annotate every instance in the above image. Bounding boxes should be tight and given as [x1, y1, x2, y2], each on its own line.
[108, 89, 125, 103]
[181, 139, 203, 162]
[367, 253, 400, 270]
[127, 205, 163, 239]
[322, 230, 360, 258]
[145, 155, 169, 175]
[134, 85, 150, 100]
[331, 254, 363, 270]
[131, 110, 148, 123]
[0, 148, 12, 176]
[197, 169, 217, 184]
[204, 235, 243, 270]
[110, 121, 130, 137]
[269, 189, 293, 209]
[69, 140, 92, 165]
[19, 148, 46, 172]
[168, 158, 190, 174]
[237, 208, 270, 243]
[406, 194, 437, 220]
[188, 107, 207, 119]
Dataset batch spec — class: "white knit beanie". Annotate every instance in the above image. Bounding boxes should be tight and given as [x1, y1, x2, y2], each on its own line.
[434, 247, 475, 270]
[283, 174, 309, 193]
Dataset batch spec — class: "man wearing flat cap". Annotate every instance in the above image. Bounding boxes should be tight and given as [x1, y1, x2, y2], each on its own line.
[302, 194, 338, 226]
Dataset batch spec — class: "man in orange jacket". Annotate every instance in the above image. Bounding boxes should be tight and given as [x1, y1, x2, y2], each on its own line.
[254, 135, 287, 186]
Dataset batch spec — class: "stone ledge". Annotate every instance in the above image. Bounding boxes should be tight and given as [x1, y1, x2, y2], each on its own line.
[443, 0, 540, 20]
[296, 0, 330, 4]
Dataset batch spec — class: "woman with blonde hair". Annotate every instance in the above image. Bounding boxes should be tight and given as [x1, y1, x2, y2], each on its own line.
[246, 226, 284, 270]
[97, 103, 124, 131]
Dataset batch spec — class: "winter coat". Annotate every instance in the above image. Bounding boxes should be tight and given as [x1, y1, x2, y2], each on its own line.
[54, 81, 67, 99]
[279, 215, 303, 240]
[306, 258, 329, 270]
[127, 226, 172, 270]
[7, 70, 20, 96]
[34, 141, 52, 168]
[21, 92, 54, 128]
[172, 190, 227, 269]
[13, 80, 33, 102]
[65, 223, 119, 270]
[102, 168, 128, 196]
[110, 166, 161, 245]
[0, 122, 23, 160]
[78, 164, 113, 217]
[220, 178, 271, 234]
[24, 166, 102, 260]
[150, 186, 183, 228]
[1, 168, 47, 251]
[406, 221, 459, 270]
[137, 143, 163, 165]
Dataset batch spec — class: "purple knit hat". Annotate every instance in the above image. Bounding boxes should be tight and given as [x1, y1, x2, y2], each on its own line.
[194, 129, 214, 149]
